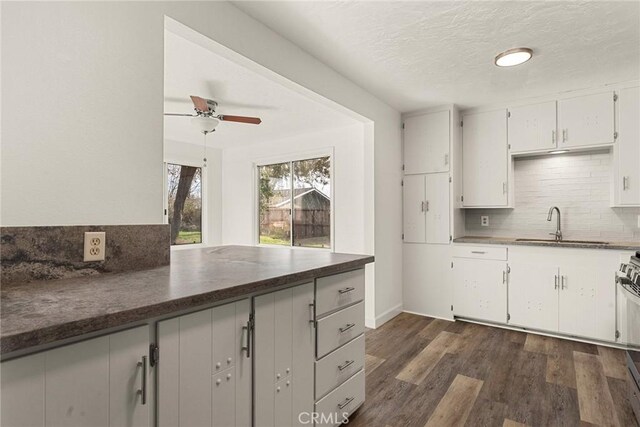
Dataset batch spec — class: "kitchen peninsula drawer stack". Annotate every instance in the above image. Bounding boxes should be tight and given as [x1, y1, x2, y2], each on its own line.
[313, 269, 366, 426]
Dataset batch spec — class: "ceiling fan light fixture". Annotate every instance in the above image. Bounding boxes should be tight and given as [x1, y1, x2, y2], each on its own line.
[495, 47, 533, 67]
[191, 116, 220, 134]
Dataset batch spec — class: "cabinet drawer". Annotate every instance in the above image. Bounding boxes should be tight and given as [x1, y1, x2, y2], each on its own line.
[453, 245, 507, 261]
[314, 369, 364, 427]
[316, 269, 365, 318]
[315, 334, 365, 399]
[316, 302, 365, 358]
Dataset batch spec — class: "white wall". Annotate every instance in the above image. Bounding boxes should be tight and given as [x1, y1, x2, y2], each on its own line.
[1, 2, 402, 327]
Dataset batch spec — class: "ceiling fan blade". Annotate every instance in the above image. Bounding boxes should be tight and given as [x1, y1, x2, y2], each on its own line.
[190, 95, 210, 112]
[164, 113, 197, 117]
[219, 115, 262, 125]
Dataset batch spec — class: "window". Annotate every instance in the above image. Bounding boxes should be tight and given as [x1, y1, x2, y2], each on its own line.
[258, 156, 331, 249]
[167, 163, 202, 245]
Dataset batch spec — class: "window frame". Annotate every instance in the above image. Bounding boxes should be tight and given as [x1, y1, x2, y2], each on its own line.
[164, 161, 208, 250]
[254, 148, 334, 252]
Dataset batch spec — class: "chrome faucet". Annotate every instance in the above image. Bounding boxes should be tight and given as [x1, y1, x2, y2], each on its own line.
[547, 206, 562, 242]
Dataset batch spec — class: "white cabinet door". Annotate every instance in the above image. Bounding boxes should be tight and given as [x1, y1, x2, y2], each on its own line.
[403, 110, 450, 174]
[425, 173, 450, 244]
[45, 336, 110, 427]
[508, 101, 557, 154]
[254, 283, 314, 427]
[109, 326, 151, 427]
[1, 352, 45, 427]
[558, 91, 614, 148]
[462, 110, 509, 207]
[617, 86, 640, 206]
[403, 175, 426, 243]
[508, 248, 559, 332]
[558, 250, 619, 341]
[452, 258, 507, 323]
[157, 300, 251, 427]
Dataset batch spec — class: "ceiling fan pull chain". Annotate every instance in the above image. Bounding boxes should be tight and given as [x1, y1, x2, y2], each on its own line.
[203, 132, 208, 168]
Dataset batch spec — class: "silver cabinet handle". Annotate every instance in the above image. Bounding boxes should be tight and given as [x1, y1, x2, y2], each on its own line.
[421, 201, 426, 212]
[337, 396, 355, 410]
[552, 130, 556, 145]
[425, 201, 429, 212]
[137, 355, 147, 405]
[554, 275, 559, 290]
[339, 323, 355, 333]
[308, 303, 315, 326]
[503, 182, 507, 194]
[338, 287, 355, 294]
[338, 360, 354, 371]
[503, 271, 506, 284]
[561, 275, 566, 290]
[242, 322, 250, 358]
[471, 251, 486, 254]
[562, 129, 567, 143]
[444, 154, 449, 166]
[623, 176, 630, 190]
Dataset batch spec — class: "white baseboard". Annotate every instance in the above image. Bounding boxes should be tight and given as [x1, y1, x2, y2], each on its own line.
[402, 310, 454, 322]
[366, 303, 403, 329]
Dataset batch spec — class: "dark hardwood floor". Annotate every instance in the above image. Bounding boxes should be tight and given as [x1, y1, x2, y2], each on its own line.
[348, 313, 638, 427]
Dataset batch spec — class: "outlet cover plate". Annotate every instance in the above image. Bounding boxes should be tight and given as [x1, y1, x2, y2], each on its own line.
[481, 216, 489, 227]
[84, 231, 106, 262]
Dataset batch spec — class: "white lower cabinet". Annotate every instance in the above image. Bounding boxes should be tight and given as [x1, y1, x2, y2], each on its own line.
[157, 299, 252, 427]
[509, 247, 620, 341]
[254, 283, 315, 427]
[452, 247, 508, 323]
[1, 326, 151, 427]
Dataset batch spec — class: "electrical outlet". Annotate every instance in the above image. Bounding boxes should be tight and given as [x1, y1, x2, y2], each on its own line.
[481, 216, 489, 227]
[84, 231, 106, 262]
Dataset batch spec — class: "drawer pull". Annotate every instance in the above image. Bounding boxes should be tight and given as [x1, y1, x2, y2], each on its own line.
[339, 323, 356, 333]
[471, 251, 486, 254]
[338, 287, 355, 294]
[337, 396, 355, 410]
[338, 360, 354, 371]
[137, 356, 147, 405]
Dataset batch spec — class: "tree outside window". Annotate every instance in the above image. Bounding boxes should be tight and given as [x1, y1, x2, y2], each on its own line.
[167, 164, 202, 245]
[258, 156, 331, 249]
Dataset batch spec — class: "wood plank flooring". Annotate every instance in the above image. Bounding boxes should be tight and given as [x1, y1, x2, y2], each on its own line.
[348, 313, 638, 427]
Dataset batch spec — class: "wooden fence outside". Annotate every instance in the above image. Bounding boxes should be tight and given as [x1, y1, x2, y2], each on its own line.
[261, 208, 330, 239]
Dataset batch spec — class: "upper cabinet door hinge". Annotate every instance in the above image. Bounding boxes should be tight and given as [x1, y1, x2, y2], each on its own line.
[402, 233, 405, 240]
[507, 111, 511, 118]
[507, 313, 511, 321]
[451, 261, 454, 268]
[461, 195, 464, 202]
[401, 179, 404, 186]
[449, 235, 453, 243]
[460, 120, 463, 127]
[449, 176, 452, 183]
[451, 305, 454, 311]
[614, 93, 618, 102]
[402, 123, 405, 129]
[614, 131, 618, 140]
[402, 164, 405, 171]
[149, 344, 159, 367]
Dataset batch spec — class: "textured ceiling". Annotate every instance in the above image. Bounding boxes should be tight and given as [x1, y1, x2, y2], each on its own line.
[234, 1, 640, 112]
[164, 30, 356, 148]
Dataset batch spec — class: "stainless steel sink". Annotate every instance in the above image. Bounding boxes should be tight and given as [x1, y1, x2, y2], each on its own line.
[515, 238, 608, 245]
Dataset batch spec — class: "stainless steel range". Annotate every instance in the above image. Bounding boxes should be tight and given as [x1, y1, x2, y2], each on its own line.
[617, 251, 640, 422]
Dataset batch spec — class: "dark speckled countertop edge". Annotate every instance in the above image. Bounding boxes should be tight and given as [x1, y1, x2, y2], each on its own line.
[1, 254, 374, 356]
[453, 236, 639, 251]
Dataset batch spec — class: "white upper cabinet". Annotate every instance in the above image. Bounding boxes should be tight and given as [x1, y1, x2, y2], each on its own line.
[558, 91, 615, 149]
[403, 110, 450, 174]
[462, 109, 509, 207]
[508, 101, 557, 154]
[403, 173, 450, 244]
[616, 86, 640, 206]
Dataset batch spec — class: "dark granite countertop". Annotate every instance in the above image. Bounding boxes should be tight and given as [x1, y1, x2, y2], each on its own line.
[453, 236, 639, 251]
[1, 245, 374, 356]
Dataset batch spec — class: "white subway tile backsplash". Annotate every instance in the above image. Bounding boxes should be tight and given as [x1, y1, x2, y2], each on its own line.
[465, 150, 640, 242]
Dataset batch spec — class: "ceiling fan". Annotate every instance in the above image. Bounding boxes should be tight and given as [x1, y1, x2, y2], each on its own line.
[164, 95, 262, 134]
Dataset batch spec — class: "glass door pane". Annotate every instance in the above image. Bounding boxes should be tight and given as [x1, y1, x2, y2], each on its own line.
[258, 162, 291, 246]
[292, 157, 331, 248]
[167, 164, 202, 245]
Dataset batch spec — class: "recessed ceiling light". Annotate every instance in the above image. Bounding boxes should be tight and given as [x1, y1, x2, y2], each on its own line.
[548, 150, 569, 155]
[495, 47, 533, 67]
